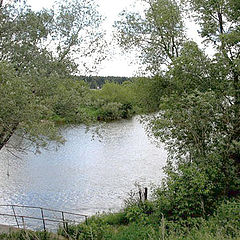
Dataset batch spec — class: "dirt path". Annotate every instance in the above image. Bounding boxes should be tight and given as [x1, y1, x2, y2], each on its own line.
[0, 224, 68, 239]
[0, 224, 19, 234]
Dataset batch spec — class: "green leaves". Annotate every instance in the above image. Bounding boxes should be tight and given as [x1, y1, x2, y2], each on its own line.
[53, 0, 106, 73]
[0, 0, 106, 76]
[168, 41, 213, 93]
[0, 62, 63, 151]
[114, 0, 185, 74]
[0, 0, 106, 151]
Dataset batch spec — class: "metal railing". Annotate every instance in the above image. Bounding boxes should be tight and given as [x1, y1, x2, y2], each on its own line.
[0, 204, 88, 232]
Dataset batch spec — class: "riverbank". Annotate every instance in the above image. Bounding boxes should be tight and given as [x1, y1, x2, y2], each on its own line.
[0, 224, 18, 234]
[59, 198, 240, 240]
[0, 198, 239, 240]
[50, 78, 160, 125]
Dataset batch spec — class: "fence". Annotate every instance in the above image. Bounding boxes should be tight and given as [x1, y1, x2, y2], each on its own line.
[0, 204, 88, 232]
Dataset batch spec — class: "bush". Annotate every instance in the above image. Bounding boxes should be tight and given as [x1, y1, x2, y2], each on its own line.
[153, 162, 217, 221]
[98, 102, 123, 121]
[58, 215, 115, 240]
[211, 199, 240, 237]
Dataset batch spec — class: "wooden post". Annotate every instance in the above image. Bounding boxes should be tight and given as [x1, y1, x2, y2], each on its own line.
[62, 211, 66, 231]
[144, 187, 148, 201]
[138, 190, 142, 204]
[65, 222, 68, 233]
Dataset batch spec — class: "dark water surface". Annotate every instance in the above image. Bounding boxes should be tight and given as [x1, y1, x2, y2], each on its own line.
[0, 117, 167, 223]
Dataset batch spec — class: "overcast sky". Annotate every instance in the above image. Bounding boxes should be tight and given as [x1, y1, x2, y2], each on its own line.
[27, 0, 141, 77]
[27, 0, 202, 77]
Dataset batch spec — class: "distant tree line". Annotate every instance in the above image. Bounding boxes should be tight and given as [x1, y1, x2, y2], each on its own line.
[73, 75, 132, 89]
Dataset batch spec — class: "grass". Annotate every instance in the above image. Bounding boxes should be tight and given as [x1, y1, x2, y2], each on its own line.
[1, 199, 239, 239]
[1, 210, 239, 240]
[0, 230, 66, 240]
[56, 199, 240, 240]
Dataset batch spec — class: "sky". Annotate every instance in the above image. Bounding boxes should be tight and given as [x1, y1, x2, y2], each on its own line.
[27, 0, 140, 77]
[26, 0, 202, 77]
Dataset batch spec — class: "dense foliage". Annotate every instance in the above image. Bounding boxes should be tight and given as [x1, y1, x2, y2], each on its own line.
[74, 76, 131, 89]
[56, 198, 240, 240]
[0, 0, 105, 151]
[114, 0, 240, 217]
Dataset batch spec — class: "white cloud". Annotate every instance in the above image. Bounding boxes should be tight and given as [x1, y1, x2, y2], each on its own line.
[27, 0, 53, 10]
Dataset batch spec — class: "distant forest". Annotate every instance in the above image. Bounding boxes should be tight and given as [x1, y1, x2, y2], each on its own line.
[73, 75, 132, 89]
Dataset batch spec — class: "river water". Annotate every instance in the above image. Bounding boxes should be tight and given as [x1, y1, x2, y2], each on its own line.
[0, 116, 167, 227]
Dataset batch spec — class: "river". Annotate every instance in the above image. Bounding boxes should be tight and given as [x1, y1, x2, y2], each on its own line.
[0, 116, 167, 227]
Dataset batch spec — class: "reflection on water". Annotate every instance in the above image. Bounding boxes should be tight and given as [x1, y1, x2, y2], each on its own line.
[0, 116, 167, 217]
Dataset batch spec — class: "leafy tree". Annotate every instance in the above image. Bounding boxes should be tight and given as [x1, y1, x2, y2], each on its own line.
[114, 0, 185, 75]
[53, 0, 106, 74]
[115, 0, 240, 211]
[51, 78, 91, 123]
[0, 62, 63, 152]
[131, 76, 168, 112]
[0, 0, 105, 151]
[184, 0, 240, 155]
[0, 0, 106, 76]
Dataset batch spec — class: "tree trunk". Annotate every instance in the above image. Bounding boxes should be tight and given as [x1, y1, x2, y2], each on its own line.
[0, 124, 18, 151]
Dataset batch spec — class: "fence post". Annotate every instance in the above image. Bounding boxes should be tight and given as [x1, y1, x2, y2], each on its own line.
[11, 205, 19, 228]
[40, 208, 46, 231]
[138, 189, 142, 204]
[144, 187, 148, 201]
[65, 222, 69, 233]
[21, 216, 25, 230]
[61, 211, 66, 231]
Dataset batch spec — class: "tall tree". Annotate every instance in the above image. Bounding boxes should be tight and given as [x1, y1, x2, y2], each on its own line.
[185, 0, 240, 147]
[0, 0, 105, 152]
[115, 0, 240, 199]
[114, 0, 185, 75]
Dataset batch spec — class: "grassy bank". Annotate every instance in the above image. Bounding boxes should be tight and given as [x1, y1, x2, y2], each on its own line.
[1, 198, 239, 240]
[56, 197, 240, 240]
[0, 230, 65, 240]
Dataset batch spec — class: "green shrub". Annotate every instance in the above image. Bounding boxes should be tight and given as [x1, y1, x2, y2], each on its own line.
[153, 162, 217, 221]
[211, 199, 240, 237]
[98, 102, 123, 121]
[110, 223, 162, 240]
[99, 212, 128, 225]
[58, 215, 114, 240]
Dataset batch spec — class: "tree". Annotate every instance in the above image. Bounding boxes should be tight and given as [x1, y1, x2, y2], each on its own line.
[52, 0, 106, 74]
[0, 62, 63, 152]
[184, 0, 240, 158]
[114, 0, 185, 75]
[0, 0, 106, 152]
[0, 0, 106, 76]
[115, 0, 240, 203]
